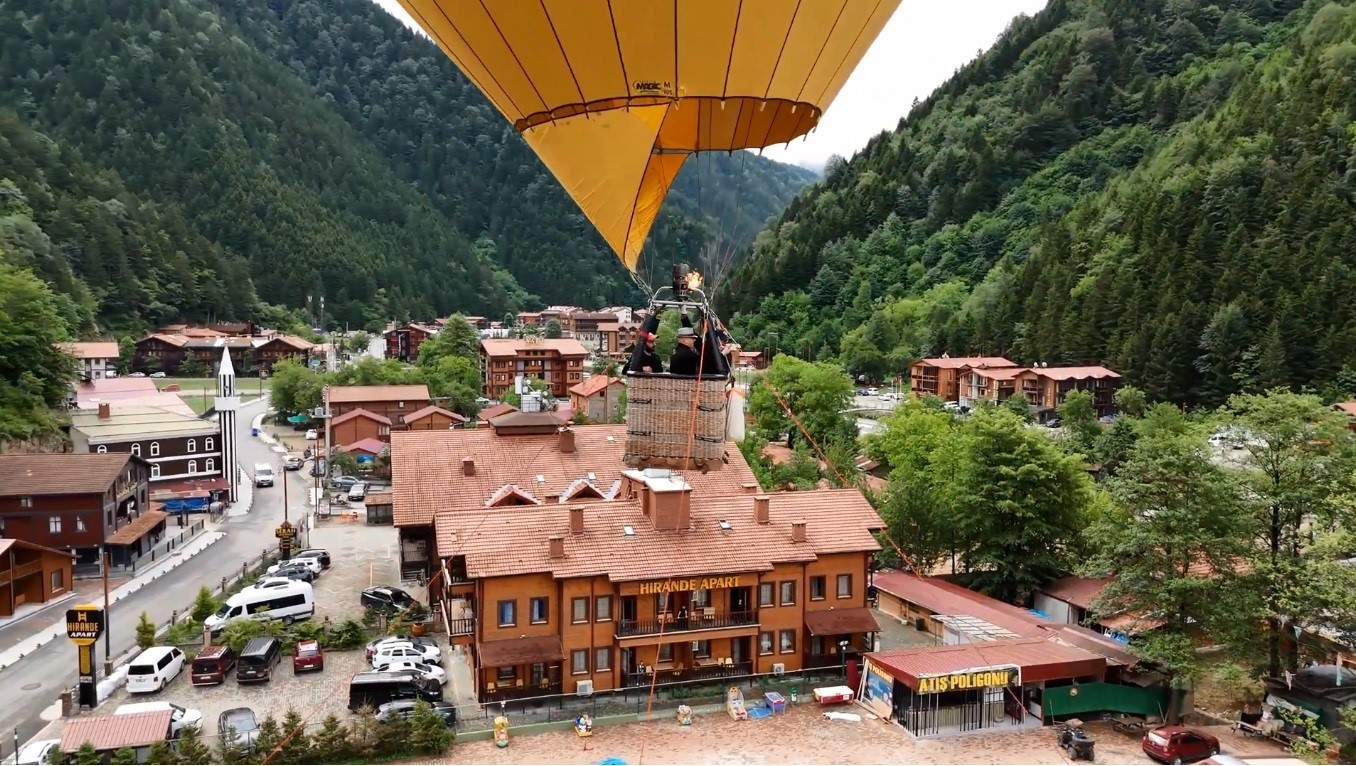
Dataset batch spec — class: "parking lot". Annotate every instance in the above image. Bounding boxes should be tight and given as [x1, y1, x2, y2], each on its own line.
[33, 518, 440, 748]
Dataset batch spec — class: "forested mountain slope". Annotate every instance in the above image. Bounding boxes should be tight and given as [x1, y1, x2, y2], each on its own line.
[0, 0, 813, 330]
[720, 0, 1356, 406]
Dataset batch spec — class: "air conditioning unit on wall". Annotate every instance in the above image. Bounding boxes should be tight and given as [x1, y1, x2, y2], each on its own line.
[772, 663, 786, 675]
[576, 680, 594, 696]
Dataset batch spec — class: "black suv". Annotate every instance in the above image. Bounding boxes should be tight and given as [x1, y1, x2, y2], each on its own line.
[361, 586, 418, 613]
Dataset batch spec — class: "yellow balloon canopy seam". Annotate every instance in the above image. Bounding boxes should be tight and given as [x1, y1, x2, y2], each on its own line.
[396, 0, 902, 271]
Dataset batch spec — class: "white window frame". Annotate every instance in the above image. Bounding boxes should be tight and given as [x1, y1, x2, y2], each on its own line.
[130, 443, 140, 457]
[151, 464, 161, 479]
[205, 437, 214, 451]
[187, 439, 196, 453]
[188, 460, 198, 475]
[150, 442, 160, 457]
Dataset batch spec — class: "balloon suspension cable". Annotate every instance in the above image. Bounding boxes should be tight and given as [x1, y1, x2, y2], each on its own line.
[755, 376, 1043, 727]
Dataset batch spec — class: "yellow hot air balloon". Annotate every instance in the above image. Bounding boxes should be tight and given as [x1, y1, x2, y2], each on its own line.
[394, 0, 901, 272]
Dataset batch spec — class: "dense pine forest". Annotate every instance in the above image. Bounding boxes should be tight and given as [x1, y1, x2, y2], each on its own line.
[0, 0, 813, 332]
[720, 0, 1356, 406]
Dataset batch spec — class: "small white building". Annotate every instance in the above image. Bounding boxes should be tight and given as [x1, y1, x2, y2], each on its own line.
[58, 341, 120, 380]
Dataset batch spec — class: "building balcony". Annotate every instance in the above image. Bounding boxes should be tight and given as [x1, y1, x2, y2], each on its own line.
[487, 680, 562, 701]
[622, 660, 753, 688]
[447, 617, 475, 637]
[0, 559, 43, 586]
[615, 610, 758, 638]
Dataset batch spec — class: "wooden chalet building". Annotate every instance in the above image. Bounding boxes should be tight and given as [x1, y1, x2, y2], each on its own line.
[0, 538, 76, 617]
[252, 334, 316, 374]
[385, 323, 440, 364]
[327, 385, 432, 429]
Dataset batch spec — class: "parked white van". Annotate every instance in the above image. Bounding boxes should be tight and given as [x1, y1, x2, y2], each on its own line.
[126, 646, 187, 693]
[204, 580, 314, 633]
[115, 701, 203, 735]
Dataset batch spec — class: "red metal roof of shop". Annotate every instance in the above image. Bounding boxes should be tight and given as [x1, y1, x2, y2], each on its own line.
[867, 637, 1106, 687]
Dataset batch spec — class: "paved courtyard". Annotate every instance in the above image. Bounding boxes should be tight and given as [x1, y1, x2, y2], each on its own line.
[424, 708, 1286, 765]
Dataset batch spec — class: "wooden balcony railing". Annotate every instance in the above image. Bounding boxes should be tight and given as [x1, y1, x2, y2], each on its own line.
[615, 610, 758, 638]
[0, 559, 43, 586]
[447, 617, 475, 637]
[487, 680, 561, 702]
[623, 660, 754, 688]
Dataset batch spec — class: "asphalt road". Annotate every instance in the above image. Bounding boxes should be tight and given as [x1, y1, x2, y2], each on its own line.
[0, 398, 309, 749]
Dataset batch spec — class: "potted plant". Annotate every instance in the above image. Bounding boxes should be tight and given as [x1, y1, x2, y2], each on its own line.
[406, 604, 432, 637]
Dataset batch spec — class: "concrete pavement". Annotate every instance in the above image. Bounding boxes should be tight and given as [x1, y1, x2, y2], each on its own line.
[0, 397, 311, 753]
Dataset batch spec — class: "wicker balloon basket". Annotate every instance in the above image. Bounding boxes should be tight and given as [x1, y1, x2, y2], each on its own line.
[624, 375, 728, 471]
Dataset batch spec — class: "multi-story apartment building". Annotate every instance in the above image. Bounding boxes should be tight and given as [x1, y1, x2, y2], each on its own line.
[251, 335, 316, 374]
[69, 404, 224, 488]
[571, 313, 620, 355]
[0, 453, 158, 567]
[908, 357, 1016, 401]
[478, 338, 588, 399]
[956, 364, 1123, 417]
[327, 385, 432, 428]
[430, 479, 884, 702]
[384, 323, 440, 364]
[57, 342, 120, 381]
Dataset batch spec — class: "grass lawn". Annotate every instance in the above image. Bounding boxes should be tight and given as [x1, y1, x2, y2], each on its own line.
[154, 377, 266, 395]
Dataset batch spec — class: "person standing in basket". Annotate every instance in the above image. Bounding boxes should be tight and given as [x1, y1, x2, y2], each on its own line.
[627, 331, 664, 373]
[669, 327, 704, 376]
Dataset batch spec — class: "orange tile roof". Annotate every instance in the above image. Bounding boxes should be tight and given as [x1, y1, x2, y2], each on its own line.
[405, 405, 466, 424]
[918, 356, 1016, 370]
[480, 338, 589, 358]
[1333, 402, 1356, 417]
[433, 488, 883, 581]
[391, 424, 758, 527]
[477, 403, 518, 421]
[0, 538, 76, 559]
[328, 385, 430, 404]
[569, 375, 622, 398]
[61, 710, 172, 752]
[365, 491, 393, 505]
[57, 342, 120, 359]
[0, 454, 136, 496]
[967, 366, 1029, 380]
[331, 408, 393, 427]
[262, 334, 315, 351]
[1033, 366, 1121, 381]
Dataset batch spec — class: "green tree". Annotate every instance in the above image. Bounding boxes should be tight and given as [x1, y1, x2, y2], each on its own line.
[542, 319, 562, 339]
[952, 409, 1090, 603]
[145, 740, 176, 765]
[748, 355, 855, 452]
[116, 336, 136, 375]
[1000, 395, 1033, 422]
[1094, 416, 1139, 478]
[407, 699, 454, 755]
[275, 709, 313, 764]
[308, 715, 353, 763]
[190, 586, 219, 624]
[109, 747, 137, 765]
[1083, 426, 1253, 701]
[866, 399, 962, 573]
[252, 715, 284, 762]
[214, 724, 250, 765]
[416, 317, 479, 366]
[0, 260, 76, 441]
[72, 743, 99, 765]
[1058, 389, 1100, 455]
[135, 611, 157, 649]
[174, 724, 213, 765]
[1113, 385, 1148, 418]
[268, 358, 325, 415]
[1224, 390, 1356, 675]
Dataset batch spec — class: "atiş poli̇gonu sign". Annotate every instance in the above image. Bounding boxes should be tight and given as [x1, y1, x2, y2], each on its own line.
[916, 668, 1016, 694]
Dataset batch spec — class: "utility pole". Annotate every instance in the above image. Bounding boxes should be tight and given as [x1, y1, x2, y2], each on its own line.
[101, 547, 111, 662]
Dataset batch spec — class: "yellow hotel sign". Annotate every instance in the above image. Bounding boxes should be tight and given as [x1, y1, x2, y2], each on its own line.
[917, 669, 1015, 694]
[638, 576, 740, 595]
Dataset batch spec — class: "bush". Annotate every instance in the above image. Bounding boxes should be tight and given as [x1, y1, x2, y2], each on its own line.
[191, 586, 220, 623]
[175, 724, 213, 764]
[73, 743, 99, 765]
[145, 740, 175, 765]
[109, 747, 137, 765]
[407, 699, 454, 755]
[135, 611, 157, 649]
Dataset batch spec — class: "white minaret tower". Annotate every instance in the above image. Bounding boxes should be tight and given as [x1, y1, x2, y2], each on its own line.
[215, 347, 240, 504]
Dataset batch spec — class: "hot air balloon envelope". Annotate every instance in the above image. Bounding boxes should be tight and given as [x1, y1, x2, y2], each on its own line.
[394, 0, 901, 270]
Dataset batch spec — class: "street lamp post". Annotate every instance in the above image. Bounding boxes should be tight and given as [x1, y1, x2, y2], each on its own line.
[838, 639, 850, 679]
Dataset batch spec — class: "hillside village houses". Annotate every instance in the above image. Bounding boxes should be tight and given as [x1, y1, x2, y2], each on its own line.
[56, 342, 120, 381]
[68, 404, 226, 494]
[131, 324, 317, 375]
[908, 356, 1123, 419]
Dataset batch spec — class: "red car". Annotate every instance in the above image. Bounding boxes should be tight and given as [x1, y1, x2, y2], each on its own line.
[1142, 726, 1220, 764]
[292, 640, 324, 673]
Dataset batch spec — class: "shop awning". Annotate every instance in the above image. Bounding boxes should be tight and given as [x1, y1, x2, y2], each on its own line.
[804, 607, 881, 636]
[105, 510, 168, 546]
[478, 635, 563, 668]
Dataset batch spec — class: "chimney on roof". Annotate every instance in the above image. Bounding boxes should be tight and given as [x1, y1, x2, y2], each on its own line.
[647, 475, 693, 532]
[791, 520, 807, 543]
[639, 483, 652, 517]
[569, 507, 584, 535]
[97, 403, 111, 420]
[462, 458, 475, 477]
[754, 495, 770, 525]
[548, 535, 565, 559]
[558, 426, 576, 454]
[741, 482, 760, 494]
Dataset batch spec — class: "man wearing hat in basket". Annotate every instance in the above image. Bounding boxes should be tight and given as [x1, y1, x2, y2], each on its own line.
[627, 331, 664, 374]
[669, 326, 707, 376]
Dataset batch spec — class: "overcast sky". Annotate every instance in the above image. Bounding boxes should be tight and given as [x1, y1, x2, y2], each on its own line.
[371, 0, 1050, 170]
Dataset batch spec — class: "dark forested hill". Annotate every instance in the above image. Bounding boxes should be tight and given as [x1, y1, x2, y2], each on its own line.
[720, 0, 1356, 406]
[0, 0, 813, 331]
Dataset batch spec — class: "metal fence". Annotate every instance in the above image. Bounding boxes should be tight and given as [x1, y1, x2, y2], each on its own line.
[448, 663, 849, 733]
[73, 520, 211, 579]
